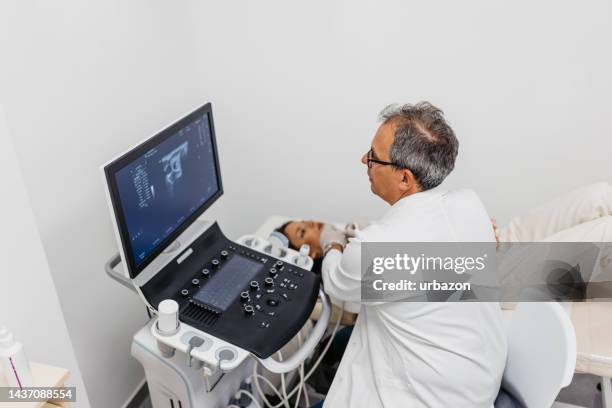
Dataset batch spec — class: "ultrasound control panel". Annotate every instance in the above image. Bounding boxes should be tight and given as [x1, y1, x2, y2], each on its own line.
[141, 222, 320, 358]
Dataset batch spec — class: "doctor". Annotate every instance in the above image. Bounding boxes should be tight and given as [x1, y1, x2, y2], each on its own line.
[318, 102, 507, 407]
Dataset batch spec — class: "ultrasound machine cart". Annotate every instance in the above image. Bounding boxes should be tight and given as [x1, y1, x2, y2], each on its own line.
[102, 103, 331, 408]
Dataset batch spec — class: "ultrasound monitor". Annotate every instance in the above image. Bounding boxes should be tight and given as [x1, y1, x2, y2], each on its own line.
[104, 103, 222, 278]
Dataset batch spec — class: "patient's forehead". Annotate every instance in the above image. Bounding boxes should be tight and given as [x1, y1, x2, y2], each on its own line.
[284, 221, 302, 236]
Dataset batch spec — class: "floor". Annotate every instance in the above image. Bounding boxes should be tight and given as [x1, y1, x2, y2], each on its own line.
[556, 373, 606, 408]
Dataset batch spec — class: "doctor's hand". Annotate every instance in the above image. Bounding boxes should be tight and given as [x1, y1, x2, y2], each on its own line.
[320, 224, 348, 255]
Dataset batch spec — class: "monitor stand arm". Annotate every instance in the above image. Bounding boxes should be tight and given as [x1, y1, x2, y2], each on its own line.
[105, 253, 136, 293]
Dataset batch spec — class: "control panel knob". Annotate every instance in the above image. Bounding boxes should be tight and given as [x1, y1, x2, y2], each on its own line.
[240, 291, 250, 302]
[249, 281, 259, 290]
[192, 278, 200, 286]
[269, 267, 277, 276]
[220, 250, 229, 258]
[266, 298, 280, 307]
[244, 305, 255, 315]
[180, 289, 189, 297]
[201, 268, 210, 277]
[211, 259, 220, 268]
[264, 277, 274, 287]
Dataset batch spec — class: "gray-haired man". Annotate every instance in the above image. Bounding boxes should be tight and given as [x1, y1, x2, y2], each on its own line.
[318, 102, 507, 407]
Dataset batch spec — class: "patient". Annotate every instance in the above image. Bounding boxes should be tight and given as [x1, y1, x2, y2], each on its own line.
[278, 182, 612, 300]
[279, 183, 612, 255]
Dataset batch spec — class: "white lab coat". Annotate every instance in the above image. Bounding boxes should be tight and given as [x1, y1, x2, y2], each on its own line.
[321, 188, 507, 408]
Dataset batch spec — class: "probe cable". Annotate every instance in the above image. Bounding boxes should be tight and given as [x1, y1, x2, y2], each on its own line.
[251, 302, 344, 408]
[277, 350, 291, 408]
[293, 332, 303, 408]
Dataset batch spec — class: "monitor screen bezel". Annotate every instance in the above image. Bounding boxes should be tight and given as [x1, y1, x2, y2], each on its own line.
[104, 102, 223, 279]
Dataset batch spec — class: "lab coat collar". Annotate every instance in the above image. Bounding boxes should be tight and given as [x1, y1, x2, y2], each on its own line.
[382, 186, 447, 221]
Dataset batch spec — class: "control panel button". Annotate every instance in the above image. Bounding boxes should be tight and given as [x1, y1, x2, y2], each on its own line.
[201, 268, 210, 277]
[220, 250, 229, 258]
[180, 289, 189, 297]
[249, 281, 259, 290]
[269, 267, 277, 275]
[275, 261, 284, 268]
[244, 305, 254, 315]
[266, 298, 279, 307]
[240, 291, 250, 302]
[192, 278, 200, 286]
[264, 277, 274, 287]
[211, 259, 220, 268]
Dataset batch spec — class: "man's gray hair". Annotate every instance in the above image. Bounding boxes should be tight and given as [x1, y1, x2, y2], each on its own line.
[379, 102, 459, 191]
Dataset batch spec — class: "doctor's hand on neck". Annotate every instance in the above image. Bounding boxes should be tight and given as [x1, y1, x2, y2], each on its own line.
[320, 224, 349, 255]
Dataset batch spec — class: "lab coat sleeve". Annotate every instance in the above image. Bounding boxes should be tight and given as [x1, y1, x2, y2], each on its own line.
[321, 238, 364, 303]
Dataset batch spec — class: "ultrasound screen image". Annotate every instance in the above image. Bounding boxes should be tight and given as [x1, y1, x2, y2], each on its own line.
[113, 112, 218, 267]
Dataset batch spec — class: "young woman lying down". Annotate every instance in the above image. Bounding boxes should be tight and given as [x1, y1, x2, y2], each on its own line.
[277, 182, 612, 258]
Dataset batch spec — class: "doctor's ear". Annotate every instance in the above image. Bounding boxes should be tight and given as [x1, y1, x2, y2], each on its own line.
[398, 169, 421, 193]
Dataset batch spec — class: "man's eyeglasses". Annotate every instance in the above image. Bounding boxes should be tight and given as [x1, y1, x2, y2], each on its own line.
[366, 148, 395, 169]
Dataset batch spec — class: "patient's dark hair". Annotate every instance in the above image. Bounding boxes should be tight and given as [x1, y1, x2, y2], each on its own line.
[274, 220, 324, 273]
[275, 221, 298, 250]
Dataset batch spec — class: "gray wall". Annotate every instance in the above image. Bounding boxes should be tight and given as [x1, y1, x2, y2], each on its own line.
[190, 0, 612, 236]
[0, 1, 206, 406]
[0, 105, 90, 407]
[1, 0, 611, 407]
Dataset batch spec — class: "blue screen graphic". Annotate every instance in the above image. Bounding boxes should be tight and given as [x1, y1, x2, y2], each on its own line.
[114, 113, 218, 267]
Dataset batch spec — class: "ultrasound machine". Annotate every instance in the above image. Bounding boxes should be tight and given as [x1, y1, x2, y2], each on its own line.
[102, 103, 331, 408]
